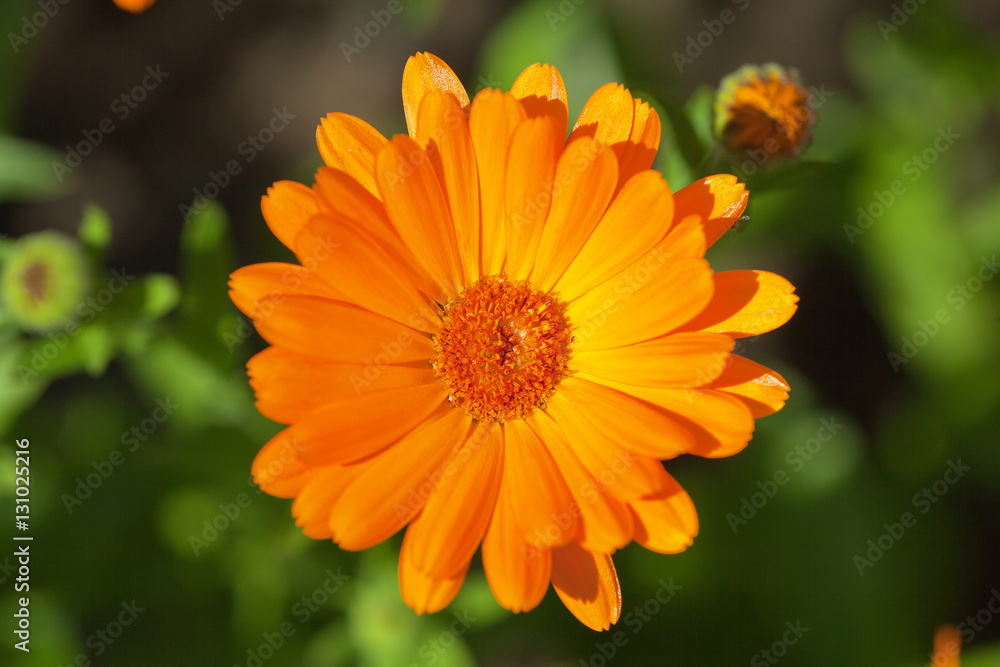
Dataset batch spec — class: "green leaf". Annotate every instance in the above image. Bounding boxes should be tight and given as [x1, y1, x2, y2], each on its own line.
[745, 160, 841, 192]
[0, 340, 49, 434]
[139, 274, 181, 321]
[124, 333, 259, 431]
[76, 320, 116, 377]
[177, 200, 238, 366]
[684, 85, 716, 159]
[656, 92, 707, 185]
[78, 205, 113, 256]
[0, 135, 68, 202]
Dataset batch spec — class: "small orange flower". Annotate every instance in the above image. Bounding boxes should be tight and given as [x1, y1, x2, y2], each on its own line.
[931, 625, 961, 667]
[230, 53, 798, 630]
[113, 0, 156, 13]
[715, 63, 815, 157]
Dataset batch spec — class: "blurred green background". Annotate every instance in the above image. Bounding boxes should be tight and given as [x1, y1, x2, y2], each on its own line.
[1, 0, 999, 665]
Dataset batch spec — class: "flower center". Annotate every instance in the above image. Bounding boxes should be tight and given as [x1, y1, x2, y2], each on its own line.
[433, 276, 572, 423]
[21, 261, 49, 305]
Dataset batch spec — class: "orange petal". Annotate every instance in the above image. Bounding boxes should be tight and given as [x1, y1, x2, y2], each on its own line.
[504, 116, 562, 280]
[247, 347, 437, 424]
[468, 89, 527, 276]
[312, 168, 398, 255]
[551, 541, 622, 632]
[708, 355, 790, 418]
[931, 625, 961, 667]
[401, 52, 470, 139]
[330, 407, 471, 550]
[527, 411, 633, 553]
[545, 391, 670, 501]
[292, 465, 366, 539]
[572, 332, 735, 389]
[228, 262, 343, 322]
[530, 137, 618, 291]
[555, 377, 696, 460]
[312, 167, 443, 304]
[297, 215, 437, 331]
[654, 213, 709, 260]
[672, 175, 748, 248]
[415, 92, 481, 284]
[680, 270, 798, 338]
[482, 477, 553, 614]
[616, 99, 661, 190]
[316, 113, 387, 198]
[251, 429, 312, 498]
[503, 420, 577, 549]
[241, 294, 434, 364]
[399, 526, 469, 614]
[261, 181, 319, 252]
[114, 0, 156, 13]
[578, 378, 756, 459]
[376, 135, 463, 296]
[630, 472, 699, 554]
[406, 422, 503, 579]
[555, 170, 674, 301]
[569, 82, 634, 154]
[567, 257, 714, 352]
[289, 383, 448, 466]
[510, 63, 569, 142]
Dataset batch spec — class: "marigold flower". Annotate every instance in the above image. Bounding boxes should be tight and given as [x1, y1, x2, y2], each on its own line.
[715, 63, 815, 157]
[1, 231, 89, 332]
[229, 52, 798, 630]
[113, 0, 156, 13]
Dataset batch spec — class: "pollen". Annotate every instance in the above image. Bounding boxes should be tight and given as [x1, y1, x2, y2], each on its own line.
[433, 276, 573, 423]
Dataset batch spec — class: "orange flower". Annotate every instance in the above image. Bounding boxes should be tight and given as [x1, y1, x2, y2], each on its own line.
[229, 53, 798, 630]
[931, 625, 961, 667]
[715, 63, 815, 157]
[113, 0, 156, 13]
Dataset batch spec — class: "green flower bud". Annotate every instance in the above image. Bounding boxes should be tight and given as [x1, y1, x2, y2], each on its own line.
[1, 231, 90, 332]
